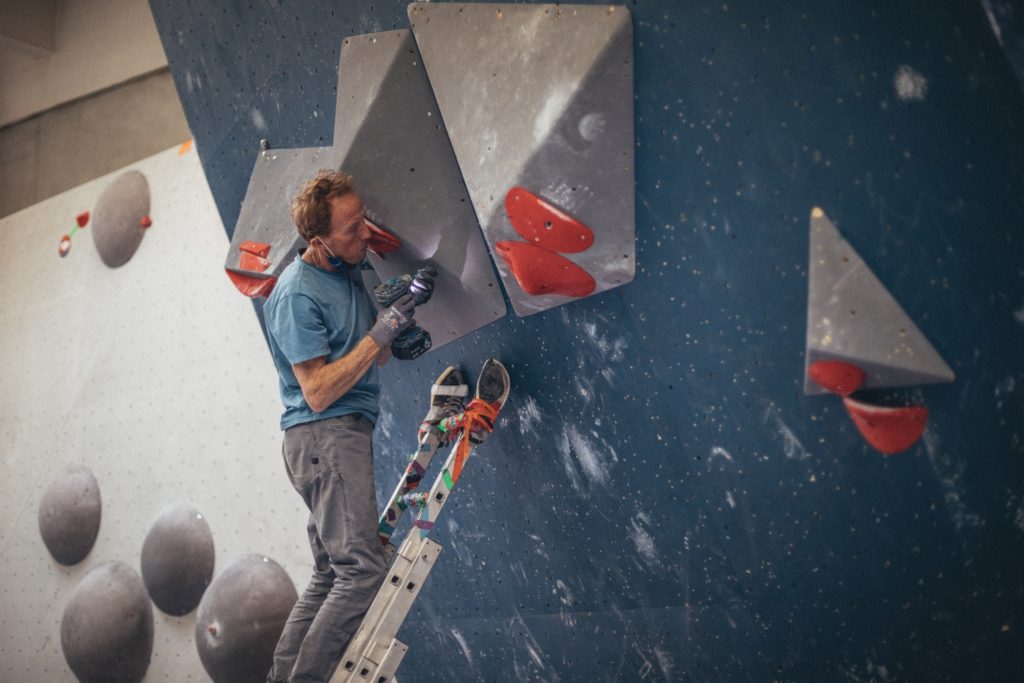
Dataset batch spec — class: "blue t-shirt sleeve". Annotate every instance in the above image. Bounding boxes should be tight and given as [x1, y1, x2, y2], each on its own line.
[268, 292, 330, 365]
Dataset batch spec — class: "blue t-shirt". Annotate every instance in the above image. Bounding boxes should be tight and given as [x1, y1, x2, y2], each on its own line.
[264, 256, 379, 430]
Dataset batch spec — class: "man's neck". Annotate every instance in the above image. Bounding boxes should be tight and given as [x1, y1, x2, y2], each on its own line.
[301, 246, 334, 272]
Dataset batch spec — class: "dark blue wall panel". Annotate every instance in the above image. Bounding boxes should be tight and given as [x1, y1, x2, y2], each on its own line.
[150, 1, 1024, 680]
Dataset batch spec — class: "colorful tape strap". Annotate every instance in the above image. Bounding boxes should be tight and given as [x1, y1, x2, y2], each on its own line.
[401, 492, 429, 509]
[403, 460, 426, 491]
[415, 511, 434, 539]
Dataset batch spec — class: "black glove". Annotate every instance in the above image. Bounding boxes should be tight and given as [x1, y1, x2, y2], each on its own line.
[368, 293, 415, 348]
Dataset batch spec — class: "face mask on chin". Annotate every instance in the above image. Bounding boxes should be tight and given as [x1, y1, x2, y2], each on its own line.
[315, 239, 347, 270]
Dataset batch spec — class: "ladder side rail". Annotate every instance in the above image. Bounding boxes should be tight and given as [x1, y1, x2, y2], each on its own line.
[346, 540, 442, 683]
[377, 429, 445, 546]
[334, 423, 484, 682]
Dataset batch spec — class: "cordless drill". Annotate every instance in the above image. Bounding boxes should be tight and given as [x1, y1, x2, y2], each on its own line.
[373, 267, 436, 360]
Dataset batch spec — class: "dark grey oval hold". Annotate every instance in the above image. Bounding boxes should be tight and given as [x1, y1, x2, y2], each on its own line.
[140, 503, 215, 616]
[38, 464, 101, 565]
[195, 554, 297, 683]
[61, 560, 154, 683]
[91, 170, 150, 268]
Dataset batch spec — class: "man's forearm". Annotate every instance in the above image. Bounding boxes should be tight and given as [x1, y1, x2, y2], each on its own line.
[302, 335, 384, 412]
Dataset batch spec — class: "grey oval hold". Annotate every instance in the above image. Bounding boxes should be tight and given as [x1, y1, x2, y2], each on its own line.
[61, 560, 154, 683]
[140, 503, 215, 616]
[38, 464, 101, 566]
[92, 170, 150, 268]
[195, 554, 297, 683]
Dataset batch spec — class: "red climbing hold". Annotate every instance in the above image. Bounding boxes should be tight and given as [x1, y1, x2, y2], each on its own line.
[843, 397, 928, 455]
[365, 217, 401, 256]
[809, 359, 865, 396]
[495, 241, 596, 297]
[239, 241, 270, 258]
[225, 269, 277, 298]
[140, 216, 152, 228]
[505, 187, 594, 254]
[76, 212, 90, 228]
[238, 241, 271, 273]
[239, 252, 270, 273]
[58, 235, 72, 257]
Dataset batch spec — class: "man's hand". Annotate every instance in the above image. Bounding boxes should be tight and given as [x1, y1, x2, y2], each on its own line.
[368, 293, 415, 349]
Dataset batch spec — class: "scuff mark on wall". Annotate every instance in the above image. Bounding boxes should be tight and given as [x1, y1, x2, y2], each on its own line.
[557, 425, 618, 495]
[630, 511, 659, 567]
[894, 65, 928, 101]
[450, 627, 474, 666]
[763, 403, 811, 461]
[922, 429, 984, 539]
[709, 445, 734, 464]
[251, 107, 267, 132]
[980, 0, 1005, 47]
[515, 395, 543, 436]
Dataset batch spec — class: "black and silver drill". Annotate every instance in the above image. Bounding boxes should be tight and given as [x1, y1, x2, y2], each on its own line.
[373, 267, 437, 360]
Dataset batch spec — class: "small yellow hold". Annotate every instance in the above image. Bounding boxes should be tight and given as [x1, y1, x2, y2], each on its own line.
[811, 207, 824, 218]
[1002, 624, 1011, 633]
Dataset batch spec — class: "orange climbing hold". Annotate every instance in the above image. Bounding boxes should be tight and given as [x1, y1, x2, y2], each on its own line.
[495, 241, 596, 297]
[843, 397, 928, 455]
[140, 216, 152, 228]
[809, 360, 865, 396]
[178, 140, 193, 156]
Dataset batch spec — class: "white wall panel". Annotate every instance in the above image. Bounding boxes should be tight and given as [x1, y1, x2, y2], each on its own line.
[0, 146, 310, 681]
[0, 0, 169, 126]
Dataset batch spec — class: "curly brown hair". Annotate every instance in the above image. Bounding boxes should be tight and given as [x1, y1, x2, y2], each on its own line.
[291, 169, 356, 242]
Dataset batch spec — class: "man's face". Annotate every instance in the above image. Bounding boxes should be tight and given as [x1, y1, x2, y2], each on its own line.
[322, 193, 370, 266]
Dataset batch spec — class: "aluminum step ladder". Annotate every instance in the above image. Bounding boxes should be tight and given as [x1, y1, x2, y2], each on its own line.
[330, 424, 481, 683]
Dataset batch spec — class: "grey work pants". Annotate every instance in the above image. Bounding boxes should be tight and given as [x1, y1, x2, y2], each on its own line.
[268, 414, 387, 683]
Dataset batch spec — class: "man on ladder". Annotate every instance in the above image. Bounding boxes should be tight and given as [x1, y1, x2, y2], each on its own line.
[263, 169, 509, 682]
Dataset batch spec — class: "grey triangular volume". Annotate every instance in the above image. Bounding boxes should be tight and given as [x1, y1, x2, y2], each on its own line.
[408, 2, 635, 317]
[331, 29, 506, 350]
[226, 146, 333, 278]
[803, 207, 955, 395]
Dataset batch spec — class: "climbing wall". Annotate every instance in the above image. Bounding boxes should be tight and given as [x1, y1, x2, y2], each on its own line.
[148, 1, 1023, 681]
[0, 146, 312, 681]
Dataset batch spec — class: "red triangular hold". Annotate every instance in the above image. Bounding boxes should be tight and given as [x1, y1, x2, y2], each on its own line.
[76, 211, 90, 228]
[808, 360, 865, 396]
[364, 218, 401, 256]
[494, 241, 596, 297]
[843, 397, 928, 455]
[505, 187, 594, 254]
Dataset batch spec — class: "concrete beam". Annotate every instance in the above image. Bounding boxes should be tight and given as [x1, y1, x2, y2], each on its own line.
[0, 0, 57, 53]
